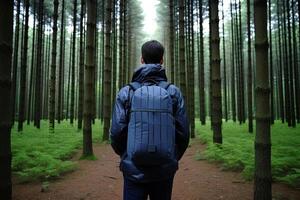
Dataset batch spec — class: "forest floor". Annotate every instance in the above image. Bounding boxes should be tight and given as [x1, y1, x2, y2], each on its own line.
[12, 139, 300, 200]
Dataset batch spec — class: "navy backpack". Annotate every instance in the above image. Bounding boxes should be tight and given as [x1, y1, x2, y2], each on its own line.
[126, 81, 176, 166]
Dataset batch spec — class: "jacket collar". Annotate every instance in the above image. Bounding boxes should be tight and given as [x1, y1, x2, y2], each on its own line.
[131, 64, 168, 83]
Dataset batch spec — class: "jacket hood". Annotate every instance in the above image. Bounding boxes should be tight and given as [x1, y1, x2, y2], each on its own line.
[131, 64, 168, 83]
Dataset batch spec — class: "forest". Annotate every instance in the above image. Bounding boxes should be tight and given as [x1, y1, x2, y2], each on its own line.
[0, 0, 299, 199]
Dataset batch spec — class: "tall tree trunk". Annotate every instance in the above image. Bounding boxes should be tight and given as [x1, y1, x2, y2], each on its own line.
[27, 1, 36, 125]
[277, 0, 284, 123]
[34, 0, 44, 129]
[230, 1, 236, 122]
[11, 0, 21, 125]
[253, 0, 272, 199]
[169, 0, 175, 83]
[199, 0, 205, 125]
[190, 0, 195, 137]
[118, 0, 124, 89]
[292, 0, 299, 123]
[283, 0, 291, 126]
[49, 0, 59, 131]
[0, 1, 13, 199]
[198, 1, 206, 125]
[18, 0, 30, 131]
[179, 0, 186, 99]
[70, 0, 77, 124]
[83, 0, 96, 156]
[122, 0, 127, 87]
[103, 0, 113, 141]
[287, 0, 296, 127]
[268, 0, 274, 124]
[112, 0, 117, 106]
[78, 0, 85, 130]
[238, 0, 245, 123]
[247, 0, 253, 132]
[58, 0, 65, 124]
[210, 0, 222, 144]
[222, 0, 228, 122]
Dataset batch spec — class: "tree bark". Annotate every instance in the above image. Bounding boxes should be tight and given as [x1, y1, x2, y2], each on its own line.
[11, 0, 21, 125]
[78, 0, 85, 130]
[57, 0, 65, 124]
[103, 0, 113, 141]
[34, 0, 44, 129]
[222, 0, 228, 122]
[0, 1, 13, 199]
[210, 0, 222, 144]
[247, 0, 253, 132]
[253, 0, 272, 199]
[179, 0, 186, 99]
[83, 0, 96, 156]
[49, 0, 59, 131]
[18, 0, 30, 131]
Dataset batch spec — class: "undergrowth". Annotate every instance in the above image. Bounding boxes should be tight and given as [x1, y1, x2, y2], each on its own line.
[195, 120, 300, 187]
[11, 120, 103, 182]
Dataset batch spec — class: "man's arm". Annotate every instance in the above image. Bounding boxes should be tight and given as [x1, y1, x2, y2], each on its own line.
[173, 88, 190, 161]
[110, 87, 129, 156]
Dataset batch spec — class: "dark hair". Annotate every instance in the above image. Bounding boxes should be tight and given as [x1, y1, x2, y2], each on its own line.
[141, 40, 164, 64]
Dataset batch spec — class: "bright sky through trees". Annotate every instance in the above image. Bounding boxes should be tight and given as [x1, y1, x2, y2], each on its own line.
[139, 0, 231, 39]
[139, 0, 159, 37]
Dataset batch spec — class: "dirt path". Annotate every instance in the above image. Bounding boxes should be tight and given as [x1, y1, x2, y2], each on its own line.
[13, 140, 300, 200]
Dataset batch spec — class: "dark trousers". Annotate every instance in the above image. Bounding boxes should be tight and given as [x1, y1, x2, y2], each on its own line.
[123, 177, 174, 200]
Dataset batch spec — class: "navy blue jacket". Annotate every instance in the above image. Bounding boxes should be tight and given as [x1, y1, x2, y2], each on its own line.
[110, 64, 189, 183]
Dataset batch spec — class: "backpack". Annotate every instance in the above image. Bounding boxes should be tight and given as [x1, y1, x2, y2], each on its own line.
[126, 81, 176, 166]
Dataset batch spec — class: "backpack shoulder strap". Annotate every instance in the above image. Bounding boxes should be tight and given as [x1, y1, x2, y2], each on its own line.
[158, 81, 172, 90]
[128, 81, 142, 91]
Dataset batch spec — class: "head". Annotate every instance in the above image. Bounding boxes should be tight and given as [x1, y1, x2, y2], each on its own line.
[141, 40, 164, 64]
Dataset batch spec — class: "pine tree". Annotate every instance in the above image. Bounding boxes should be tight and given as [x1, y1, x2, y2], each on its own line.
[83, 0, 96, 157]
[0, 1, 13, 198]
[247, 0, 253, 132]
[78, 0, 85, 130]
[253, 0, 272, 199]
[49, 0, 59, 131]
[103, 0, 113, 141]
[18, 0, 30, 131]
[70, 0, 78, 124]
[210, 0, 222, 144]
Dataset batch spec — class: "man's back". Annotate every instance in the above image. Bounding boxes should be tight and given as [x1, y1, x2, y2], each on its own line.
[110, 40, 189, 200]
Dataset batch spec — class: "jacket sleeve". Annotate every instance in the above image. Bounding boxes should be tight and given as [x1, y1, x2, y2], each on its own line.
[173, 87, 190, 161]
[110, 87, 130, 156]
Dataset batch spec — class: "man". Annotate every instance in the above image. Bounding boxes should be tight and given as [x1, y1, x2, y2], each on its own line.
[110, 40, 189, 200]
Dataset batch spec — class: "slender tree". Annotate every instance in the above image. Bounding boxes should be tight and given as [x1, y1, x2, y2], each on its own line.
[179, 0, 186, 98]
[247, 0, 253, 132]
[210, 0, 222, 144]
[0, 1, 13, 198]
[118, 0, 125, 89]
[222, 0, 228, 121]
[268, 0, 274, 124]
[70, 0, 77, 124]
[78, 0, 85, 130]
[230, 1, 237, 122]
[11, 0, 21, 124]
[57, 0, 65, 124]
[169, 0, 175, 83]
[49, 0, 59, 131]
[103, 0, 113, 141]
[83, 0, 96, 156]
[34, 0, 44, 129]
[18, 0, 30, 131]
[199, 0, 206, 125]
[27, 1, 37, 125]
[253, 0, 272, 199]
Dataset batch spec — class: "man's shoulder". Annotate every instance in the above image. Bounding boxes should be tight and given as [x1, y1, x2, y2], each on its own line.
[116, 85, 131, 101]
[166, 83, 182, 97]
